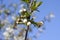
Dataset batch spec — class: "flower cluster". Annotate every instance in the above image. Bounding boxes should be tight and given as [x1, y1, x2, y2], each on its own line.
[3, 27, 14, 40]
[19, 8, 27, 13]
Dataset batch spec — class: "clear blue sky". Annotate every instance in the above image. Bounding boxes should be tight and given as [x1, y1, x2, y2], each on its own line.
[0, 0, 60, 40]
[37, 0, 60, 40]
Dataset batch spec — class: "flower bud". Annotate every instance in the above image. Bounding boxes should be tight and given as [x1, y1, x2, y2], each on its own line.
[37, 21, 44, 27]
[27, 22, 31, 26]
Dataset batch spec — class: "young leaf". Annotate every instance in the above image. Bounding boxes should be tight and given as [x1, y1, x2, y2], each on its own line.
[35, 1, 42, 8]
[22, 0, 30, 3]
[31, 0, 36, 7]
[31, 1, 42, 12]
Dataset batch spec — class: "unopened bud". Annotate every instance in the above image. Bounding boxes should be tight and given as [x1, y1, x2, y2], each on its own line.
[27, 22, 31, 26]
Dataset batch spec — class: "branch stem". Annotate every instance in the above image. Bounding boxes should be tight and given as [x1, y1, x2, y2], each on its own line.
[25, 26, 29, 40]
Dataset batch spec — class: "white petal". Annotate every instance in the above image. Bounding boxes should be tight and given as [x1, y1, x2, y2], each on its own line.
[19, 9, 23, 13]
[27, 22, 31, 26]
[23, 9, 26, 11]
[3, 32, 9, 37]
[22, 19, 27, 23]
[14, 36, 17, 40]
[6, 27, 11, 31]
[6, 27, 14, 33]
[40, 21, 44, 25]
[16, 21, 19, 24]
[9, 29, 14, 33]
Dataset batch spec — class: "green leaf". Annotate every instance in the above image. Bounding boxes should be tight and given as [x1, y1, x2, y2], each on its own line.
[32, 0, 36, 6]
[31, 1, 42, 12]
[35, 1, 42, 8]
[30, 0, 37, 11]
[30, 20, 43, 28]
[30, 20, 37, 26]
[22, 0, 30, 3]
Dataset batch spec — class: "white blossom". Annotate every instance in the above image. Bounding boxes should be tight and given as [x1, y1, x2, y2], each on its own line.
[16, 21, 19, 24]
[9, 29, 14, 33]
[19, 9, 23, 13]
[40, 21, 44, 25]
[6, 27, 14, 33]
[17, 36, 25, 40]
[27, 22, 31, 26]
[17, 18, 20, 21]
[19, 8, 26, 13]
[14, 36, 17, 40]
[45, 13, 55, 21]
[3, 31, 9, 37]
[6, 27, 11, 31]
[16, 18, 20, 24]
[23, 8, 26, 11]
[22, 19, 27, 23]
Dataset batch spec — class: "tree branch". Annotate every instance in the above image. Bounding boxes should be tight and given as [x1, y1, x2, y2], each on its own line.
[25, 26, 29, 40]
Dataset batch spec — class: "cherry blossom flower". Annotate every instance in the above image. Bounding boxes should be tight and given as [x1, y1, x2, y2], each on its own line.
[27, 22, 31, 26]
[22, 19, 27, 23]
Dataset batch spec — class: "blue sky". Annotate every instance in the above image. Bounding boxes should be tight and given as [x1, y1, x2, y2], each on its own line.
[37, 0, 60, 40]
[0, 0, 60, 40]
